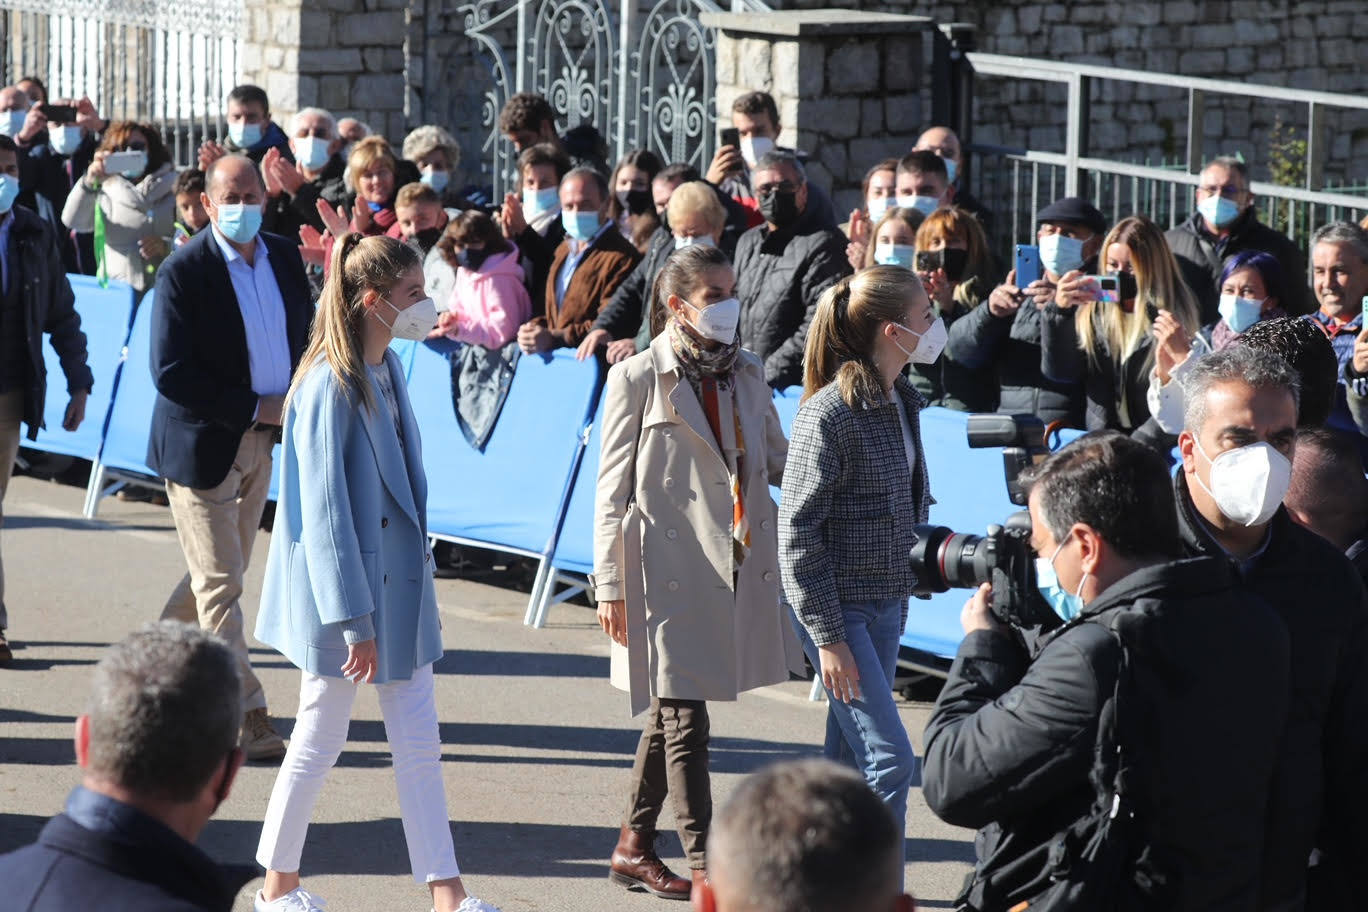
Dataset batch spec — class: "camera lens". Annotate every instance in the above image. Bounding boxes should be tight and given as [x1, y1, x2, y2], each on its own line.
[910, 524, 994, 593]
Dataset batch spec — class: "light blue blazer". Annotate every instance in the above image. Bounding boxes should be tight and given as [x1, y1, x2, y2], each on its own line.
[255, 349, 443, 683]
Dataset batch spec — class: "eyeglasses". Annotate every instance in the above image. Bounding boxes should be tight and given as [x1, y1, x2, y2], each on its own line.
[756, 181, 799, 195]
[1199, 184, 1244, 198]
[124, 141, 147, 152]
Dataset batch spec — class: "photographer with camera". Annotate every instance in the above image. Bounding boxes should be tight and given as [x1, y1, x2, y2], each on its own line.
[923, 430, 1290, 912]
[779, 266, 938, 847]
[1174, 345, 1368, 910]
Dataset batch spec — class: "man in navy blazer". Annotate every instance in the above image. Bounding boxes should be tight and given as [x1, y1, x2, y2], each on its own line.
[148, 154, 311, 762]
[0, 622, 255, 911]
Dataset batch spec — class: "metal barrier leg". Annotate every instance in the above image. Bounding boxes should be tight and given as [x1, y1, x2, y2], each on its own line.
[809, 673, 826, 702]
[530, 571, 556, 629]
[82, 461, 107, 519]
[524, 557, 552, 627]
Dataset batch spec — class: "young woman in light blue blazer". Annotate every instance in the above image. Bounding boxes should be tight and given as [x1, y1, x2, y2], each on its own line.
[252, 233, 499, 912]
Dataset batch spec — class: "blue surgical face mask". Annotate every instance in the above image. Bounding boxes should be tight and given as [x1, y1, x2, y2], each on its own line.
[523, 185, 559, 218]
[874, 242, 915, 270]
[942, 157, 958, 184]
[0, 110, 25, 138]
[897, 195, 940, 216]
[294, 135, 330, 172]
[215, 202, 263, 244]
[1198, 194, 1241, 229]
[1218, 293, 1264, 334]
[229, 121, 263, 149]
[50, 124, 82, 156]
[0, 175, 19, 215]
[674, 234, 715, 251]
[1038, 231, 1088, 277]
[420, 167, 450, 194]
[1035, 537, 1088, 622]
[866, 195, 893, 221]
[562, 208, 601, 242]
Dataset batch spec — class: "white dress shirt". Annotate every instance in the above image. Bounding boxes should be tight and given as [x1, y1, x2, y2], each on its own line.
[210, 225, 293, 406]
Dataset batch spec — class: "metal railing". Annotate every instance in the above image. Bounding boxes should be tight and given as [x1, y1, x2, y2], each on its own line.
[961, 52, 1368, 259]
[0, 0, 240, 168]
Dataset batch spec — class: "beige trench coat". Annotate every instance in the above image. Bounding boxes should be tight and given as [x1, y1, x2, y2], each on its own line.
[590, 333, 804, 715]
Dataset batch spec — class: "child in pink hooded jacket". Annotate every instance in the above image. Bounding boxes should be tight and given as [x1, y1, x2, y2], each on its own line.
[432, 210, 531, 349]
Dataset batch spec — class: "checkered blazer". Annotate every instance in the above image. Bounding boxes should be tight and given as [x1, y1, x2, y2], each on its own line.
[778, 375, 932, 647]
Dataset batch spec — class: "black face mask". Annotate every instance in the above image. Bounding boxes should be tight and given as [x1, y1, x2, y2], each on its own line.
[414, 227, 443, 254]
[620, 187, 653, 216]
[458, 246, 490, 271]
[759, 189, 801, 228]
[914, 247, 969, 282]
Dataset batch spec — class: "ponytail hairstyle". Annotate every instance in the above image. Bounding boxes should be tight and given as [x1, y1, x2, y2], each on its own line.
[648, 243, 733, 338]
[286, 233, 422, 415]
[802, 266, 925, 409]
[1077, 214, 1200, 370]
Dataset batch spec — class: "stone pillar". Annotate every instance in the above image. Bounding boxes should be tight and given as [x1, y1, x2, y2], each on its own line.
[701, 10, 931, 215]
[239, 0, 410, 142]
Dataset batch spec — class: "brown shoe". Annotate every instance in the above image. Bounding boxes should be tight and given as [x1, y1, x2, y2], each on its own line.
[240, 708, 286, 762]
[0, 629, 11, 665]
[608, 825, 691, 900]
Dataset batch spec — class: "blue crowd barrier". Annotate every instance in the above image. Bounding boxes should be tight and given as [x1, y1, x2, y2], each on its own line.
[28, 276, 134, 463]
[83, 289, 159, 516]
[404, 342, 601, 621]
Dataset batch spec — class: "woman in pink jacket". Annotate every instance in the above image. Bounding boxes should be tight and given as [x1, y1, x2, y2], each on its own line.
[430, 211, 532, 350]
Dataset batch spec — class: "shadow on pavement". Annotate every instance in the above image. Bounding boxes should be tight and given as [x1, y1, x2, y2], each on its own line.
[0, 737, 74, 765]
[433, 648, 608, 679]
[197, 818, 621, 879]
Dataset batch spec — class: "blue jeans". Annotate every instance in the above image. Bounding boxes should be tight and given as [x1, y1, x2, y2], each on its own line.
[795, 599, 919, 830]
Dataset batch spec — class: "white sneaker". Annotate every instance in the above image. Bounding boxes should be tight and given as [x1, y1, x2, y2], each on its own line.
[450, 899, 502, 912]
[256, 888, 327, 912]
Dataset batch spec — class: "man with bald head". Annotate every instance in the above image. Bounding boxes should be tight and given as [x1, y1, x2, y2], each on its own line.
[148, 153, 312, 762]
[913, 125, 994, 238]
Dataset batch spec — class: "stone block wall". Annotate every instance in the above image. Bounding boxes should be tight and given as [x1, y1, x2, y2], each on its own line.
[765, 0, 1368, 187]
[704, 11, 932, 215]
[240, 0, 411, 147]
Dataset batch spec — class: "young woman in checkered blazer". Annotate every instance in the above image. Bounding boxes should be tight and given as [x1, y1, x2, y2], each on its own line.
[778, 266, 943, 843]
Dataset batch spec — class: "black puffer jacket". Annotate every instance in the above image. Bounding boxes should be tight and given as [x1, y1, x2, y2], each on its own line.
[924, 557, 1290, 912]
[1165, 208, 1312, 322]
[591, 226, 674, 349]
[734, 207, 851, 388]
[944, 298, 1084, 426]
[1175, 476, 1368, 910]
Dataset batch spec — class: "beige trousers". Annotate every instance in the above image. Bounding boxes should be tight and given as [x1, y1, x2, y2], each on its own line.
[161, 428, 275, 712]
[0, 390, 25, 631]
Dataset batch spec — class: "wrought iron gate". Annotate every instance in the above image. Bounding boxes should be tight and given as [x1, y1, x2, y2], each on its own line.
[436, 0, 768, 201]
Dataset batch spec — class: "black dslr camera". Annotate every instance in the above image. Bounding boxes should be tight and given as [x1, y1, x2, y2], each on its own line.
[909, 414, 1058, 629]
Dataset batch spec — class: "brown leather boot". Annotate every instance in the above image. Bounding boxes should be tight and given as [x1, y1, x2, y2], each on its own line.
[608, 825, 691, 900]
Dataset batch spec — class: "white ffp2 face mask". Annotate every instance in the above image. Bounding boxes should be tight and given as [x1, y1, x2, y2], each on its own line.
[1192, 437, 1291, 527]
[892, 317, 948, 365]
[684, 296, 741, 344]
[381, 296, 439, 341]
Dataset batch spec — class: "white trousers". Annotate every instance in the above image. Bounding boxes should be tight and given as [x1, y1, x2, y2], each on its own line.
[255, 663, 460, 883]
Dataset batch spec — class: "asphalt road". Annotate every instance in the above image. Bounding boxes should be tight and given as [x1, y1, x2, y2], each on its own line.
[0, 472, 975, 911]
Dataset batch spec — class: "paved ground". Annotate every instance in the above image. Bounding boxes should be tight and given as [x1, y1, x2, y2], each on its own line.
[0, 472, 975, 911]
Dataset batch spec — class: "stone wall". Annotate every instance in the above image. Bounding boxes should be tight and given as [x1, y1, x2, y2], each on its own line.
[239, 0, 411, 146]
[765, 0, 1368, 187]
[703, 10, 931, 215]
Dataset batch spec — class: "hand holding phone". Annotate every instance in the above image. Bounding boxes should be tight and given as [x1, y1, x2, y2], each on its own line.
[103, 150, 147, 175]
[1014, 244, 1042, 288]
[39, 103, 78, 124]
[720, 127, 740, 150]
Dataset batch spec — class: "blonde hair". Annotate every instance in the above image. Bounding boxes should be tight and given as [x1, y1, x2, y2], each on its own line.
[862, 207, 925, 268]
[666, 180, 727, 235]
[802, 266, 926, 409]
[287, 233, 422, 415]
[346, 136, 397, 193]
[1076, 215, 1201, 369]
[395, 182, 440, 210]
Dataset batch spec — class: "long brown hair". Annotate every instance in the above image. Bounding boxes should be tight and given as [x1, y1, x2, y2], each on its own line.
[802, 266, 925, 409]
[286, 233, 421, 414]
[97, 121, 171, 175]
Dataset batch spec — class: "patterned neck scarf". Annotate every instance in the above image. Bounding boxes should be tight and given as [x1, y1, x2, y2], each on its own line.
[667, 316, 749, 565]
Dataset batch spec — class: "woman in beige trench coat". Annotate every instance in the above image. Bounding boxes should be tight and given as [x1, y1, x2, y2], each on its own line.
[590, 244, 801, 900]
